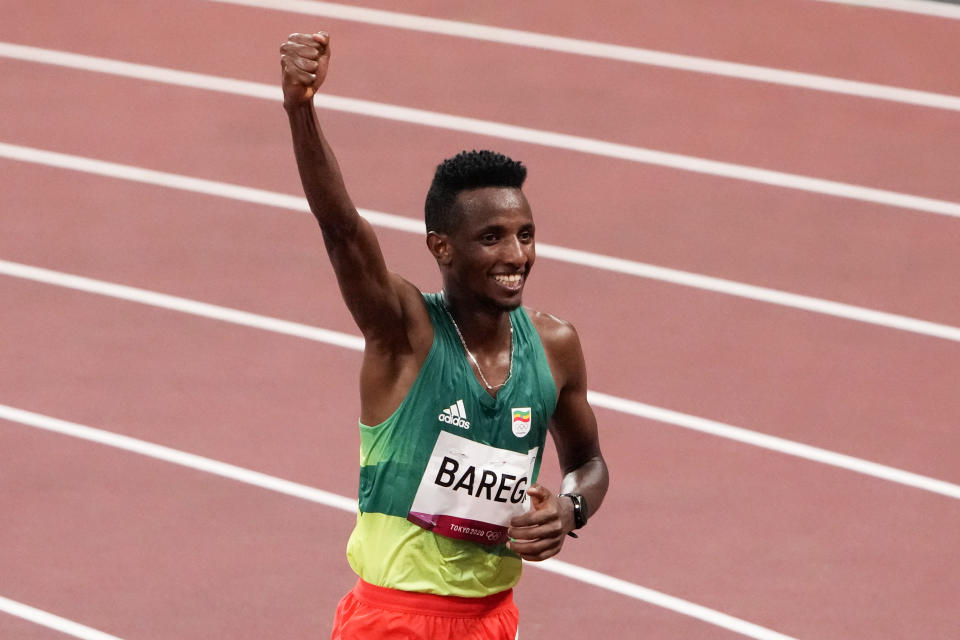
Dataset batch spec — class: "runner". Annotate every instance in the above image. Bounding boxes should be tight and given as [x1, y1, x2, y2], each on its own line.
[281, 31, 609, 640]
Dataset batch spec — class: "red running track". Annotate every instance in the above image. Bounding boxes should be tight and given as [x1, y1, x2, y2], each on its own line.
[1, 1, 959, 638]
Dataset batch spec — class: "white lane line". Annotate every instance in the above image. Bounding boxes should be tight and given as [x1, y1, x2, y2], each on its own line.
[0, 258, 365, 352]
[0, 595, 124, 640]
[813, 0, 960, 19]
[533, 561, 795, 640]
[588, 392, 960, 500]
[4, 141, 960, 344]
[0, 405, 357, 512]
[2, 43, 960, 219]
[206, 0, 960, 108]
[0, 404, 796, 640]
[2, 259, 958, 501]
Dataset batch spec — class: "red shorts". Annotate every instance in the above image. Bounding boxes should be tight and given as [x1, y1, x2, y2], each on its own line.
[330, 579, 519, 640]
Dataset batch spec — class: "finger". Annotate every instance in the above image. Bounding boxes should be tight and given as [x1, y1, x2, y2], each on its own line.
[508, 519, 563, 541]
[507, 537, 563, 562]
[281, 56, 314, 79]
[287, 32, 321, 47]
[526, 484, 554, 510]
[279, 42, 321, 59]
[291, 55, 319, 73]
[527, 484, 551, 499]
[518, 548, 561, 562]
[509, 490, 560, 529]
[516, 531, 564, 552]
[288, 32, 328, 56]
[278, 50, 319, 73]
[508, 508, 553, 529]
[280, 58, 316, 86]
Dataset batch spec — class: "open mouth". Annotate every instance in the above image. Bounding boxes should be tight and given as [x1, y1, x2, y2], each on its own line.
[492, 273, 524, 291]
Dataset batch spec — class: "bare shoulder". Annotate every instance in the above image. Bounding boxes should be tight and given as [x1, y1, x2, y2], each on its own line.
[391, 272, 428, 315]
[391, 272, 434, 350]
[361, 271, 432, 356]
[526, 307, 586, 389]
[527, 307, 578, 348]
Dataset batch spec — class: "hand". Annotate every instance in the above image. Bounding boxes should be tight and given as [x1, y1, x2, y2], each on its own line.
[280, 32, 331, 107]
[506, 484, 573, 562]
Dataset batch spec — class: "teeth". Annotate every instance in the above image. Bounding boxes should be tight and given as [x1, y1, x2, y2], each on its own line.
[494, 274, 522, 285]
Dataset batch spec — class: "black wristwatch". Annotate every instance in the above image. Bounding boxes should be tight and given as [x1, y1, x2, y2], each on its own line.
[560, 493, 589, 538]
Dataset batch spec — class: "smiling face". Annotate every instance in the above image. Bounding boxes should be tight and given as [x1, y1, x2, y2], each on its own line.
[432, 186, 536, 312]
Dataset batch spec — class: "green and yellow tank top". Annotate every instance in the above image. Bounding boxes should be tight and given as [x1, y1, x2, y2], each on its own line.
[345, 292, 558, 597]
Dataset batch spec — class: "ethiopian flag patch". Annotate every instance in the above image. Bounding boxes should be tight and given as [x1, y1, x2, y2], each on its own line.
[511, 407, 532, 437]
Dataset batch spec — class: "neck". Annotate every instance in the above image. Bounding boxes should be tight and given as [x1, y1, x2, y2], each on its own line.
[441, 290, 512, 346]
[441, 290, 515, 394]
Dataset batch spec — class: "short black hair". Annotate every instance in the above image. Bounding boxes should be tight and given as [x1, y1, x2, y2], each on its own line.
[424, 150, 527, 233]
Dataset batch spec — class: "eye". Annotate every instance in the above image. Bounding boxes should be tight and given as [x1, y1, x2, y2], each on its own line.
[518, 229, 534, 243]
[480, 232, 499, 245]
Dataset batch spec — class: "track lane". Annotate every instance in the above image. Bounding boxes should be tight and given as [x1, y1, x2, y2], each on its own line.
[3, 380, 951, 637]
[2, 4, 959, 203]
[3, 63, 960, 330]
[3, 150, 960, 481]
[13, 400, 850, 640]
[4, 158, 960, 481]
[7, 141, 960, 343]
[279, 0, 960, 95]
[5, 253, 960, 501]
[0, 424, 353, 640]
[3, 372, 949, 637]
[0, 413, 796, 640]
[0, 273, 362, 494]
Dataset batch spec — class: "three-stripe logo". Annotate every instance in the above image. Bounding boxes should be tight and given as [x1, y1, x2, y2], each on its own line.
[438, 399, 470, 429]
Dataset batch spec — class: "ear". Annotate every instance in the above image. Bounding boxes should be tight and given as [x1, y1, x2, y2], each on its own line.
[426, 231, 453, 266]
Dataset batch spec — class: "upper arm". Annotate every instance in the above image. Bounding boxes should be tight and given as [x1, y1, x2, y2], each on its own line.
[534, 313, 603, 472]
[325, 216, 435, 424]
[322, 215, 425, 350]
[285, 98, 425, 351]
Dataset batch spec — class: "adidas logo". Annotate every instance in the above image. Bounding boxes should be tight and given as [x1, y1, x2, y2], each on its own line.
[438, 399, 471, 429]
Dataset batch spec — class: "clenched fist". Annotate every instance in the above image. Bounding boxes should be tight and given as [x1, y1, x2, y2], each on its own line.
[280, 32, 331, 108]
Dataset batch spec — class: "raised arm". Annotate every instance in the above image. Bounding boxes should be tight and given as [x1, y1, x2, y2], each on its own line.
[280, 32, 411, 346]
[507, 315, 609, 561]
[281, 33, 434, 425]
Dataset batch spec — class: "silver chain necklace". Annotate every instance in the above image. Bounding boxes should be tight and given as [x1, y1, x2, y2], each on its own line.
[441, 292, 514, 391]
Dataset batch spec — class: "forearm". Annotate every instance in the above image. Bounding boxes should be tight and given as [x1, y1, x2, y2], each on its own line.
[285, 100, 358, 237]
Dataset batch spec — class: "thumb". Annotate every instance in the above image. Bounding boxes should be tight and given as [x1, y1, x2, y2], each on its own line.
[526, 484, 551, 510]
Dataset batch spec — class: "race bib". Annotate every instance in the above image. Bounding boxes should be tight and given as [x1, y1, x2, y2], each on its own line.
[408, 431, 539, 546]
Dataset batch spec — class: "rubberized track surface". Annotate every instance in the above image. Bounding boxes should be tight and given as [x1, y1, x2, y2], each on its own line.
[2, 1, 959, 638]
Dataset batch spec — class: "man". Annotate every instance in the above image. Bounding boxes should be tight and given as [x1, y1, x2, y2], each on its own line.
[281, 31, 609, 640]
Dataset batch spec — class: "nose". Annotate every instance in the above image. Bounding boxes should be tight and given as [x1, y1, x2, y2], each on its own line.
[501, 235, 529, 268]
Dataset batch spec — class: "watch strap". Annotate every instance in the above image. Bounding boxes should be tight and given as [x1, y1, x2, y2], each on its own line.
[560, 492, 589, 531]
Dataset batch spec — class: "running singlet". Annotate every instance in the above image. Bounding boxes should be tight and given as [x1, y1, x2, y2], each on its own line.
[345, 292, 558, 597]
